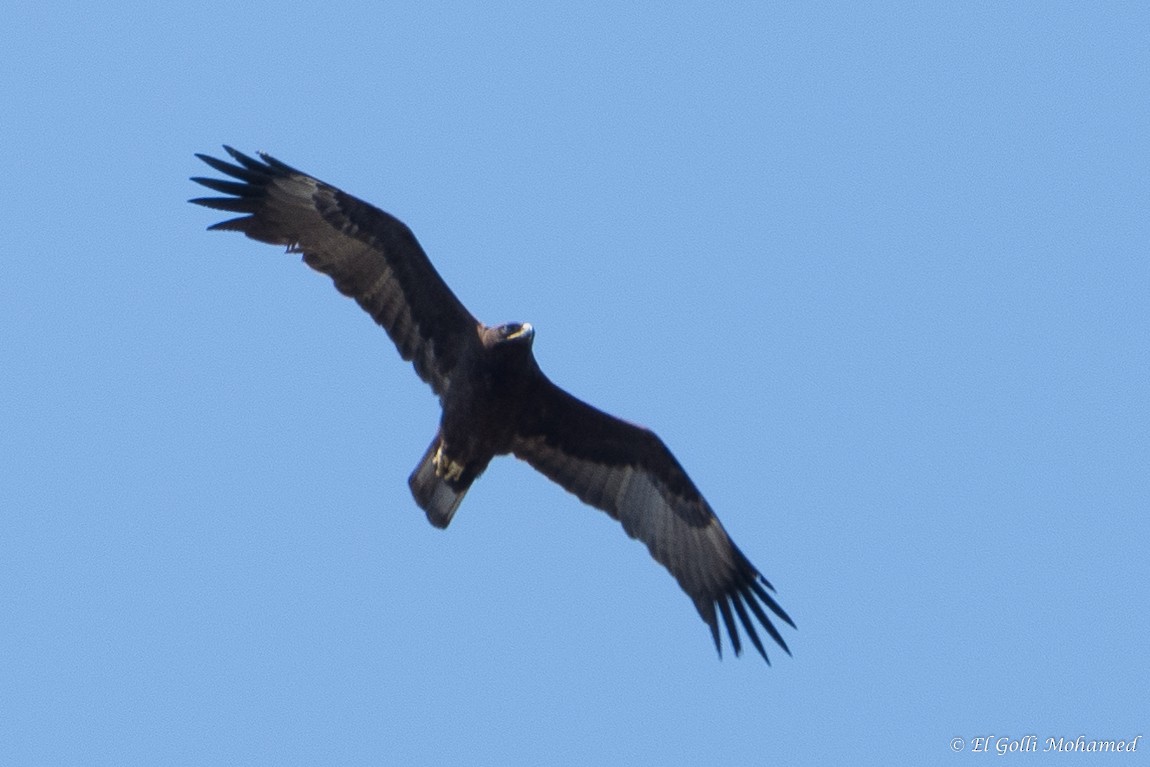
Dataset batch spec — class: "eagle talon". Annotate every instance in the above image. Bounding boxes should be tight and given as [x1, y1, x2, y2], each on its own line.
[433, 446, 465, 482]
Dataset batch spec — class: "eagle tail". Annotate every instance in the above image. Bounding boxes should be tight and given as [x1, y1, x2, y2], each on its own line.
[408, 433, 470, 529]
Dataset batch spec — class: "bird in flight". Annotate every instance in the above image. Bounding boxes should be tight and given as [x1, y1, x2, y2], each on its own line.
[190, 147, 795, 662]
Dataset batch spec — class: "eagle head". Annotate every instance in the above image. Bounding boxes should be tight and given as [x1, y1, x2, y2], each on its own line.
[487, 322, 535, 348]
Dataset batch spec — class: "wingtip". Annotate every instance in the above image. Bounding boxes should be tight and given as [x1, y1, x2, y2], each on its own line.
[716, 598, 742, 658]
[710, 622, 723, 659]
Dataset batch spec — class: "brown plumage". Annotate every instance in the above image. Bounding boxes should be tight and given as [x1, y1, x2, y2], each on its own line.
[190, 147, 795, 662]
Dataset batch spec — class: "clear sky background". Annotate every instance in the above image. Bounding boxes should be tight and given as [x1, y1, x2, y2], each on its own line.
[2, 2, 1147, 765]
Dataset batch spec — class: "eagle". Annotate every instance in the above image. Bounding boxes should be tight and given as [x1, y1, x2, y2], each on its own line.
[190, 147, 795, 663]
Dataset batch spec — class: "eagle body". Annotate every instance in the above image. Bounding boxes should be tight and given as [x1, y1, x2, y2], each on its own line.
[413, 322, 541, 527]
[191, 147, 795, 663]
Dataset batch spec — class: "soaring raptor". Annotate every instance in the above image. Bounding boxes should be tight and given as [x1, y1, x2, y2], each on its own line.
[191, 147, 795, 662]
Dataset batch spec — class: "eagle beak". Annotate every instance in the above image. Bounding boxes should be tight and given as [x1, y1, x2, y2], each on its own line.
[508, 323, 534, 340]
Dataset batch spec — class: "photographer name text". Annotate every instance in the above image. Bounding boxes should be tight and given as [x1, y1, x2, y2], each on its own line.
[951, 734, 1141, 755]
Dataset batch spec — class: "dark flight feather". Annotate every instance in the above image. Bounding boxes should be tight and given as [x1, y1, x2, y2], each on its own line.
[512, 380, 794, 661]
[190, 146, 478, 395]
[191, 147, 794, 662]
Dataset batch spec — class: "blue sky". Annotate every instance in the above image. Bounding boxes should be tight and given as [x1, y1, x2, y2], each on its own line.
[3, 2, 1147, 764]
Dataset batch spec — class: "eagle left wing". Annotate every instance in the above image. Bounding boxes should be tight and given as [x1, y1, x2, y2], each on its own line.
[512, 380, 794, 662]
[190, 147, 480, 396]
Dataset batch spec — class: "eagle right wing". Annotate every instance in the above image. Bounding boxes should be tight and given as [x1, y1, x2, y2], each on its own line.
[512, 380, 794, 663]
[190, 147, 480, 396]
